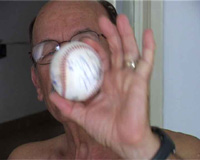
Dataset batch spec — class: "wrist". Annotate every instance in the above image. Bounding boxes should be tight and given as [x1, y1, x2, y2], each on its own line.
[117, 127, 176, 160]
[115, 128, 161, 159]
[151, 127, 176, 160]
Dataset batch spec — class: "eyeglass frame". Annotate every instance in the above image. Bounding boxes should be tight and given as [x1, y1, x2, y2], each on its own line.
[29, 29, 106, 66]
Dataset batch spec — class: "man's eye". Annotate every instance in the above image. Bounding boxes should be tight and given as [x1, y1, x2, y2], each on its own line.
[48, 52, 55, 56]
[42, 52, 55, 61]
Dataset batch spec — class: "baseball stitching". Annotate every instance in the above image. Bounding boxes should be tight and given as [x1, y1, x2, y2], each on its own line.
[59, 42, 102, 100]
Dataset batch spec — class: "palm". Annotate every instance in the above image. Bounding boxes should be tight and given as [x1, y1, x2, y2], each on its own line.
[50, 14, 155, 156]
[74, 67, 149, 145]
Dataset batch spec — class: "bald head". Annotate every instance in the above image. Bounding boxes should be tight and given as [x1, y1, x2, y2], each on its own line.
[30, 0, 117, 46]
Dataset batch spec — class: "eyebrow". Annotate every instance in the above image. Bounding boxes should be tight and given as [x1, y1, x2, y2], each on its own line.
[73, 28, 93, 35]
[37, 28, 93, 45]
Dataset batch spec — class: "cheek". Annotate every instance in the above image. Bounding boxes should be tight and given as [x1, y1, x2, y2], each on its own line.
[37, 66, 53, 104]
[39, 67, 51, 90]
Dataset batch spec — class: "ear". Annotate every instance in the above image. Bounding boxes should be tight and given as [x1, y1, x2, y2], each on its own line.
[31, 66, 44, 101]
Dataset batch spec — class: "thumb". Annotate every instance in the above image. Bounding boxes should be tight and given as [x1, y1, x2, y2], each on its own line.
[49, 92, 87, 126]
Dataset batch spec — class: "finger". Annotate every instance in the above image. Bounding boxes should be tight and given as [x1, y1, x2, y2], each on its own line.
[117, 14, 140, 63]
[143, 29, 156, 51]
[136, 29, 155, 80]
[99, 16, 123, 69]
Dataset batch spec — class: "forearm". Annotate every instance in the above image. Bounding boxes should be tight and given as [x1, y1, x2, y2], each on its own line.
[167, 153, 183, 159]
[164, 129, 200, 159]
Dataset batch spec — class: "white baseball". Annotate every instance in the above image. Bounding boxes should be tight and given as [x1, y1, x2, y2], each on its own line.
[50, 41, 103, 101]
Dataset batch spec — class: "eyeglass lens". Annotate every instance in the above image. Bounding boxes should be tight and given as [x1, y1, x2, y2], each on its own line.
[33, 31, 100, 64]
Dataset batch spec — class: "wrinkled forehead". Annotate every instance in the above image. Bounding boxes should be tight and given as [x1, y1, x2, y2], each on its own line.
[33, 0, 107, 46]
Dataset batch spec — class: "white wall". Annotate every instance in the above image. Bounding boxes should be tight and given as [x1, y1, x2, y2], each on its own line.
[0, 1, 46, 123]
[164, 1, 200, 139]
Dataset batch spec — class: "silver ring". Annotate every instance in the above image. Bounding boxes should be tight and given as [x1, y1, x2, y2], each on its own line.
[125, 59, 136, 70]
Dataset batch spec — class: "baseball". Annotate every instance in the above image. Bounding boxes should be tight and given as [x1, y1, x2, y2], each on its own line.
[50, 41, 103, 101]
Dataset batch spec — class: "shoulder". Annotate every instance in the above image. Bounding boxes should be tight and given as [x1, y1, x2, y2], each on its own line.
[8, 135, 65, 159]
[163, 129, 200, 159]
[8, 141, 45, 159]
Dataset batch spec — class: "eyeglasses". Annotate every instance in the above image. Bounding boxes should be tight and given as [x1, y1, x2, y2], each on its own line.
[30, 30, 106, 65]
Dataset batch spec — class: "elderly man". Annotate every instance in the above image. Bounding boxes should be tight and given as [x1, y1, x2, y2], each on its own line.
[9, 0, 200, 159]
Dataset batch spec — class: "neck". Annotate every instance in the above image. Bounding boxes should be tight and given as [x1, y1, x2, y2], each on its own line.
[61, 121, 120, 159]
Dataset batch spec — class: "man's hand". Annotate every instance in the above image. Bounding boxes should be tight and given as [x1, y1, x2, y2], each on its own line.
[50, 14, 160, 159]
